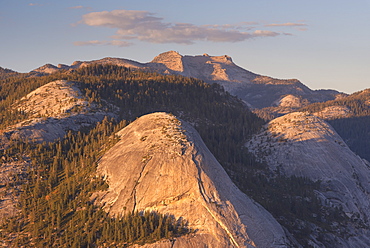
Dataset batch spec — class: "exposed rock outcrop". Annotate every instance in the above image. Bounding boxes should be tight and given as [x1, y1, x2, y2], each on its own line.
[97, 112, 293, 247]
[0, 156, 30, 223]
[0, 80, 115, 221]
[147, 52, 343, 110]
[31, 63, 60, 74]
[1, 80, 116, 147]
[18, 80, 89, 117]
[151, 51, 184, 73]
[246, 112, 370, 247]
[26, 52, 344, 113]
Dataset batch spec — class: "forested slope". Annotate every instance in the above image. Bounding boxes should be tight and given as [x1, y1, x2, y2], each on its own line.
[0, 64, 353, 246]
[0, 65, 266, 246]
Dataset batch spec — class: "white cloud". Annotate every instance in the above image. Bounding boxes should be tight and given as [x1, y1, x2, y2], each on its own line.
[297, 27, 308, 31]
[265, 22, 308, 30]
[73, 40, 131, 47]
[29, 3, 42, 6]
[203, 22, 258, 31]
[253, 30, 280, 37]
[109, 40, 132, 47]
[74, 40, 104, 46]
[69, 6, 84, 9]
[69, 5, 92, 11]
[75, 9, 287, 46]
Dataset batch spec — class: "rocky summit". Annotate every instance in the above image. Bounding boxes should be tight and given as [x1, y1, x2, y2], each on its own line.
[1, 80, 112, 146]
[96, 112, 293, 248]
[29, 51, 344, 113]
[148, 51, 343, 111]
[246, 112, 370, 247]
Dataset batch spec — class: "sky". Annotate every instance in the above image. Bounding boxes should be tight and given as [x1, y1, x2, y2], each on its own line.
[1, 0, 369, 94]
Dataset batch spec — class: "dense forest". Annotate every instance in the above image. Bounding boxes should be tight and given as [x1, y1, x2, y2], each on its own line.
[0, 67, 20, 80]
[0, 64, 350, 246]
[328, 116, 370, 161]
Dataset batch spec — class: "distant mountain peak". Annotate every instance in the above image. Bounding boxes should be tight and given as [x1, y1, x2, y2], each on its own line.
[32, 63, 59, 74]
[156, 50, 182, 57]
[151, 50, 184, 72]
[206, 54, 234, 64]
[22, 51, 343, 112]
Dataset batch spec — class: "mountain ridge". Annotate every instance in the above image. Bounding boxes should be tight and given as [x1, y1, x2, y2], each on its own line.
[1, 55, 370, 247]
[11, 51, 344, 112]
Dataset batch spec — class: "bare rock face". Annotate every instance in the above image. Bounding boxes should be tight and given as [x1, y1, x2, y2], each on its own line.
[0, 80, 114, 221]
[273, 95, 306, 108]
[148, 52, 342, 110]
[97, 112, 293, 248]
[254, 95, 310, 119]
[18, 80, 89, 117]
[151, 51, 257, 94]
[28, 52, 343, 112]
[0, 156, 30, 223]
[1, 80, 114, 147]
[151, 51, 184, 73]
[32, 63, 60, 74]
[246, 112, 370, 247]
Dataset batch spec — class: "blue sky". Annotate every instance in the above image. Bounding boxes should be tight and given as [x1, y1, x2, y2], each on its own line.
[1, 0, 369, 93]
